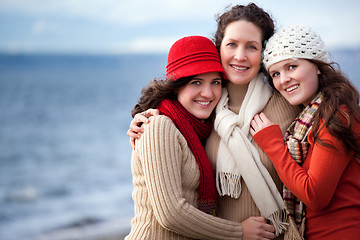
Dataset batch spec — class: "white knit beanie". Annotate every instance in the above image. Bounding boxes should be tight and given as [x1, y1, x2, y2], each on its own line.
[263, 25, 330, 71]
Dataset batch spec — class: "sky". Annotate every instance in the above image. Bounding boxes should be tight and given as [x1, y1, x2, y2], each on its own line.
[0, 0, 359, 54]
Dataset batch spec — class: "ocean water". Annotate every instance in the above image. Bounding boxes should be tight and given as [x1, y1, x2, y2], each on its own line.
[0, 53, 167, 240]
[0, 50, 359, 240]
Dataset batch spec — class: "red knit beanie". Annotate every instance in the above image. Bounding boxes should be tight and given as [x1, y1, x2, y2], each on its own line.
[166, 36, 225, 81]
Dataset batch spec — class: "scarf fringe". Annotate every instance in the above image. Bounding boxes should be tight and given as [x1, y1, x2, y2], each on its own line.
[216, 172, 241, 198]
[266, 209, 289, 237]
[284, 216, 305, 240]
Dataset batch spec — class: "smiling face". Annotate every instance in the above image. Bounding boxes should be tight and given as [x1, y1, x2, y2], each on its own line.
[177, 72, 222, 120]
[269, 58, 320, 106]
[220, 20, 263, 85]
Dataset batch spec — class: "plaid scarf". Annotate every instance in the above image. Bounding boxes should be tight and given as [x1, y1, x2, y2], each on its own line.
[157, 99, 217, 215]
[283, 92, 322, 238]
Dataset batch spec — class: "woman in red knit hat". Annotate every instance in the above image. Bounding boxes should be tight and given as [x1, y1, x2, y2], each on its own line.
[125, 35, 276, 240]
[128, 3, 303, 240]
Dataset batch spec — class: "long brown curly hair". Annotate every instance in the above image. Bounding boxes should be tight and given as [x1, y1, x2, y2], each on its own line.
[131, 77, 192, 117]
[311, 60, 360, 159]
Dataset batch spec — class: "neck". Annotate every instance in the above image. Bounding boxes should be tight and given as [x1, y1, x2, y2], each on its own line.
[227, 82, 249, 114]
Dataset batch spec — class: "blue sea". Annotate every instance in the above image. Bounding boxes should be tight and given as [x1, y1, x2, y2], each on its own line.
[0, 50, 359, 240]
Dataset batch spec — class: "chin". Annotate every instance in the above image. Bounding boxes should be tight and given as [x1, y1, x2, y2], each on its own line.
[194, 113, 211, 120]
[287, 99, 302, 106]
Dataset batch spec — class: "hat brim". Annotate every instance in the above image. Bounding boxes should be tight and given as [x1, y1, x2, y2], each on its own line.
[167, 60, 225, 80]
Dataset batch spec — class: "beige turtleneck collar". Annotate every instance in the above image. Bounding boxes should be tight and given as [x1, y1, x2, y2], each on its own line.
[226, 82, 249, 115]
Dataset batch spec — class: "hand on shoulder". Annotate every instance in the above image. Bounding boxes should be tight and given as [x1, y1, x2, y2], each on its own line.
[128, 109, 160, 149]
[250, 112, 275, 136]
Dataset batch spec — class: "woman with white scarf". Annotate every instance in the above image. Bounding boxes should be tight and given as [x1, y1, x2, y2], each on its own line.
[128, 3, 302, 240]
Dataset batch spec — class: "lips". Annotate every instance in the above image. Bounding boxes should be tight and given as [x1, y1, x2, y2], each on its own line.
[195, 100, 211, 106]
[230, 64, 249, 71]
[285, 84, 299, 93]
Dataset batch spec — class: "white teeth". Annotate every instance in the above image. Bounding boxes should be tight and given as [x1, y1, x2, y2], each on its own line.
[285, 85, 299, 92]
[231, 65, 248, 70]
[197, 101, 210, 106]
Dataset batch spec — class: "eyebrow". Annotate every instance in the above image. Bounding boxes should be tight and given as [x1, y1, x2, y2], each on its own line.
[226, 38, 261, 45]
[192, 77, 222, 80]
[269, 61, 296, 75]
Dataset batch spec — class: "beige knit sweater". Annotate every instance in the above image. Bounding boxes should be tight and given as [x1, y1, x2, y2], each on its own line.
[205, 83, 302, 240]
[126, 115, 244, 240]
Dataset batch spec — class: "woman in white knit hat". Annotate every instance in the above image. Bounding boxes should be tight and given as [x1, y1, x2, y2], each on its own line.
[250, 25, 360, 240]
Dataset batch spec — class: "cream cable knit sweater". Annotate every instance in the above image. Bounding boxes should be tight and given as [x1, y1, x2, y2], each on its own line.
[205, 84, 302, 240]
[126, 115, 244, 240]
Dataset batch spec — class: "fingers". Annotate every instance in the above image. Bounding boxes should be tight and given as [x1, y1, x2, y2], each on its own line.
[134, 113, 150, 125]
[250, 112, 275, 136]
[259, 112, 270, 123]
[242, 216, 276, 240]
[263, 223, 275, 235]
[249, 127, 256, 136]
[129, 113, 147, 137]
[129, 137, 135, 150]
[252, 216, 267, 223]
[144, 109, 160, 117]
[263, 230, 276, 240]
[127, 126, 142, 138]
[128, 108, 158, 149]
[250, 114, 261, 136]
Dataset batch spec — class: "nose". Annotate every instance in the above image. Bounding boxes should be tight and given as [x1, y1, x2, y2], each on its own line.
[234, 48, 247, 61]
[280, 73, 291, 85]
[200, 83, 214, 98]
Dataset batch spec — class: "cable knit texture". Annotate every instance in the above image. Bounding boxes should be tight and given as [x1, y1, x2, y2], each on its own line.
[263, 25, 330, 71]
[126, 115, 243, 240]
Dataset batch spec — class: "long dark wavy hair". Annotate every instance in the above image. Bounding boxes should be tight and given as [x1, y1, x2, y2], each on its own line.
[131, 77, 191, 117]
[213, 2, 274, 74]
[131, 76, 226, 118]
[269, 60, 360, 159]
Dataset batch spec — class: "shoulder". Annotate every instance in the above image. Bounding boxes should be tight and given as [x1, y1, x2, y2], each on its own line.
[139, 115, 186, 146]
[142, 115, 181, 136]
[263, 91, 302, 133]
[145, 115, 175, 128]
[135, 115, 189, 160]
[267, 91, 301, 112]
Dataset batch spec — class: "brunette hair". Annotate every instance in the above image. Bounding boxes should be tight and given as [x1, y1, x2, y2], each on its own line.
[213, 3, 274, 73]
[309, 60, 360, 159]
[131, 76, 226, 117]
[131, 77, 191, 117]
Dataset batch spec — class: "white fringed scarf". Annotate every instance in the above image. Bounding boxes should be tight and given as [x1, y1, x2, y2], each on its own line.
[214, 73, 288, 236]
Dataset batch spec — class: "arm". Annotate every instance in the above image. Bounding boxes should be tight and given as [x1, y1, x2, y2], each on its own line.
[138, 116, 275, 239]
[251, 114, 351, 210]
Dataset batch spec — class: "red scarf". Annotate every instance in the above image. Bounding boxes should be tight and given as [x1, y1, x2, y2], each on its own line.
[157, 99, 217, 215]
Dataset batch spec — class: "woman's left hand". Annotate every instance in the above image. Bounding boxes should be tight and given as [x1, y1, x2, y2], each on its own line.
[250, 112, 274, 136]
